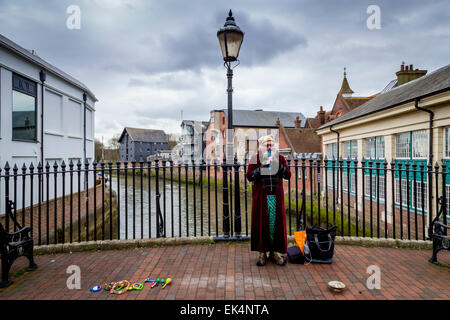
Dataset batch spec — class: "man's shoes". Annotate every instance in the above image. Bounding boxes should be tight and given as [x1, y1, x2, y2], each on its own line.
[256, 252, 267, 266]
[269, 252, 287, 266]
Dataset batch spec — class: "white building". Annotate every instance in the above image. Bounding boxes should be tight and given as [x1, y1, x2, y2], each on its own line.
[180, 120, 208, 162]
[0, 34, 97, 213]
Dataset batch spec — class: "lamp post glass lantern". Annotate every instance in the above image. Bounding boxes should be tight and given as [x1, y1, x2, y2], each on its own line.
[217, 10, 244, 63]
[215, 10, 247, 242]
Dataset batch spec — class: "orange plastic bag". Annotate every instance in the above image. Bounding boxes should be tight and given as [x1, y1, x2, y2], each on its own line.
[294, 230, 307, 255]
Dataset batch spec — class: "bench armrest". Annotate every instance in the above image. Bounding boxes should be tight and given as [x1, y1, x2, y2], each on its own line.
[4, 226, 32, 242]
[434, 221, 450, 230]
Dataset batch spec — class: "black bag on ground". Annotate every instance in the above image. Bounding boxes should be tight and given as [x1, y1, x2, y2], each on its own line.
[287, 245, 306, 264]
[306, 225, 337, 264]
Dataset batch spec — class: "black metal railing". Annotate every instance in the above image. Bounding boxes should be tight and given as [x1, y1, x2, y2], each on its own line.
[0, 154, 448, 246]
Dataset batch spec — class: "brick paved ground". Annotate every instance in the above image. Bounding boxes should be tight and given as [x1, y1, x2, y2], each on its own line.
[0, 243, 449, 300]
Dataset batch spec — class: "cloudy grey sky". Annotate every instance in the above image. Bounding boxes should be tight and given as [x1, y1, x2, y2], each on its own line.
[1, 0, 449, 142]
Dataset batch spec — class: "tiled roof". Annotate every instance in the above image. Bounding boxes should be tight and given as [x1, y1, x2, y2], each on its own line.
[220, 109, 306, 128]
[319, 64, 450, 129]
[282, 127, 321, 154]
[119, 127, 167, 143]
[339, 75, 354, 95]
[342, 96, 374, 110]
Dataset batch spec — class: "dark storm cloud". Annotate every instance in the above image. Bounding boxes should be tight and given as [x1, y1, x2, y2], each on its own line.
[0, 0, 448, 139]
[106, 8, 307, 74]
[231, 11, 307, 67]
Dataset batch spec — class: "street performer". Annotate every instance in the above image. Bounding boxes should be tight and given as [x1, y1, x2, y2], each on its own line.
[246, 135, 291, 266]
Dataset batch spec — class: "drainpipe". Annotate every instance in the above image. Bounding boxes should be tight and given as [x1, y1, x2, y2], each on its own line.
[329, 125, 340, 202]
[83, 93, 88, 198]
[414, 97, 435, 229]
[414, 98, 434, 164]
[39, 70, 46, 168]
[83, 93, 87, 163]
[329, 125, 340, 159]
[39, 70, 46, 201]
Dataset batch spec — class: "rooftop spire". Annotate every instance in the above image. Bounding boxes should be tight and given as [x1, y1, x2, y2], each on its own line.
[339, 67, 354, 97]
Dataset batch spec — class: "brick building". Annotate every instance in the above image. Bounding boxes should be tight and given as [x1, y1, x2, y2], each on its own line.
[306, 68, 375, 130]
[204, 109, 307, 163]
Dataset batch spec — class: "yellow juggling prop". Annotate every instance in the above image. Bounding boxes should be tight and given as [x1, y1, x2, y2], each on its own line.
[162, 278, 172, 289]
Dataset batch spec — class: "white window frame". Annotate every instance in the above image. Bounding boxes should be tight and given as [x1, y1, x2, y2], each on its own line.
[445, 184, 450, 219]
[342, 171, 348, 192]
[395, 132, 410, 159]
[396, 130, 428, 160]
[326, 143, 337, 159]
[413, 180, 428, 212]
[365, 137, 376, 159]
[411, 130, 428, 159]
[342, 140, 358, 160]
[395, 178, 428, 213]
[350, 172, 356, 194]
[444, 127, 450, 159]
[364, 174, 385, 202]
[327, 169, 338, 190]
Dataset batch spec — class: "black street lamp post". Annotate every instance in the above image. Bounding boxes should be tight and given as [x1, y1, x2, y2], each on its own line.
[214, 10, 248, 241]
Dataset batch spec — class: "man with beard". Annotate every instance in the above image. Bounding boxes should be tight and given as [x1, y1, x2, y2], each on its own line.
[246, 135, 291, 266]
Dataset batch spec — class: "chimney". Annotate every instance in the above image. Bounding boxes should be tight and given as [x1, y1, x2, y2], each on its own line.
[276, 117, 281, 126]
[294, 116, 301, 128]
[396, 62, 427, 86]
[317, 106, 326, 126]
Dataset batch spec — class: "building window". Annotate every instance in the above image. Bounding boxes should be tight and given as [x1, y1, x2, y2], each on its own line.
[341, 140, 357, 194]
[395, 178, 428, 212]
[396, 130, 427, 159]
[350, 172, 356, 193]
[342, 171, 348, 192]
[444, 127, 450, 158]
[365, 136, 385, 159]
[394, 130, 428, 212]
[365, 175, 385, 201]
[415, 181, 427, 212]
[326, 143, 337, 159]
[326, 143, 339, 190]
[395, 132, 410, 158]
[411, 130, 428, 158]
[446, 185, 450, 219]
[327, 169, 337, 189]
[378, 176, 385, 200]
[365, 175, 376, 198]
[395, 178, 408, 207]
[342, 140, 357, 159]
[12, 74, 37, 141]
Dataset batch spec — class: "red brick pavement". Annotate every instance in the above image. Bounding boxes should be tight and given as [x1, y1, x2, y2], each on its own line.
[0, 243, 448, 300]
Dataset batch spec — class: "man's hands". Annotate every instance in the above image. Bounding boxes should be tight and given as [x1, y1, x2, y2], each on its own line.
[251, 167, 261, 181]
[277, 164, 290, 180]
[251, 163, 289, 181]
